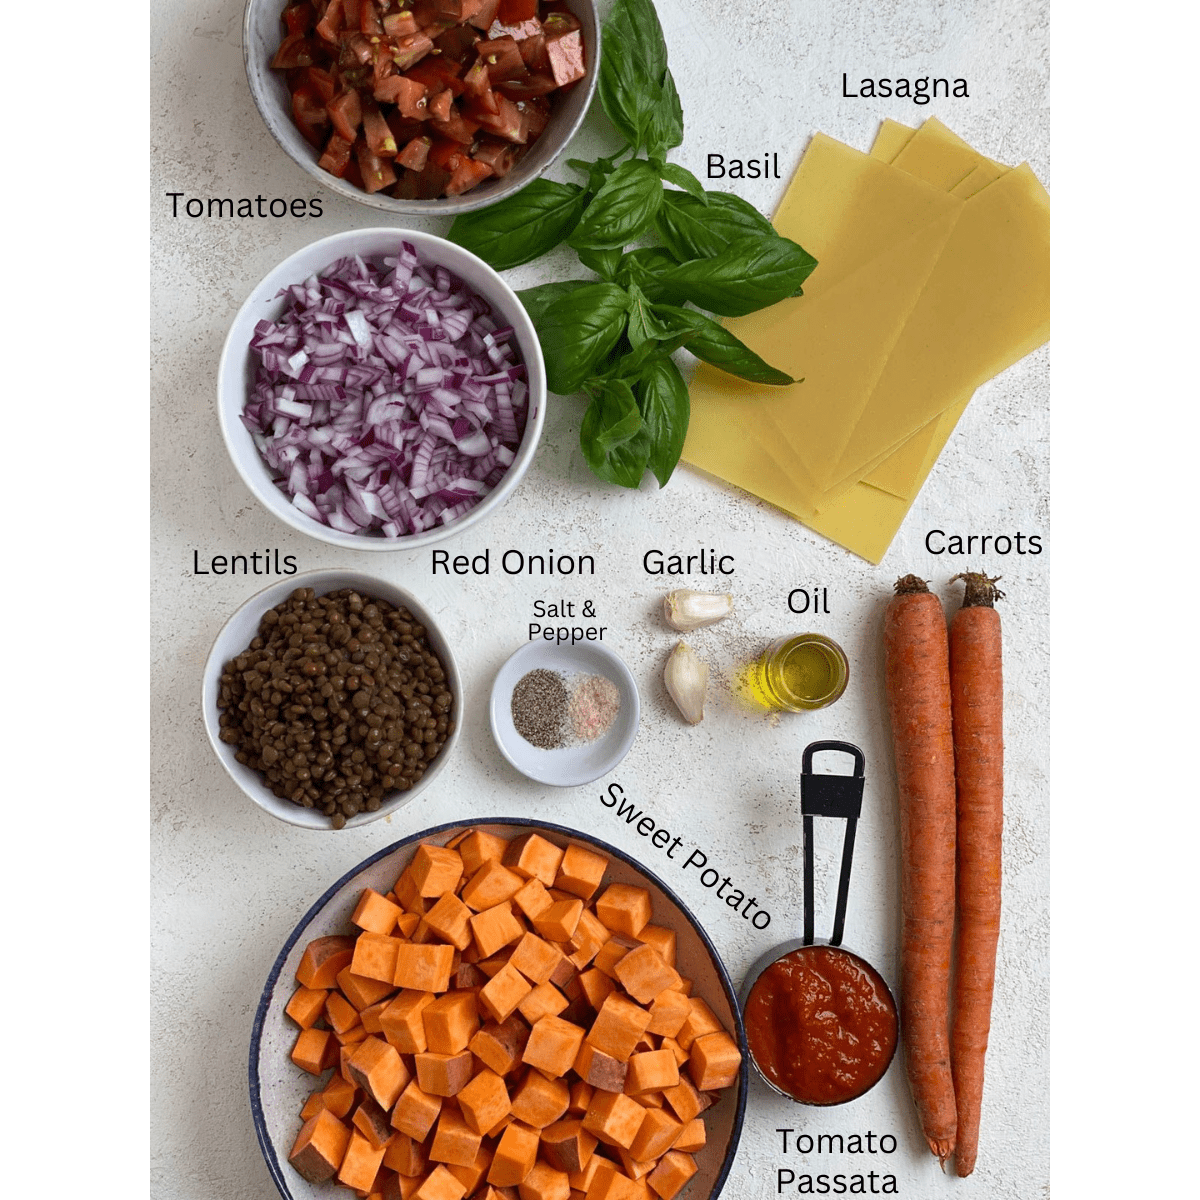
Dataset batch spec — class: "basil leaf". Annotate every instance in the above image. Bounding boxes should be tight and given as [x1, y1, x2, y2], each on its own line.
[577, 246, 623, 281]
[615, 247, 679, 299]
[447, 180, 587, 270]
[635, 356, 690, 486]
[569, 160, 664, 252]
[580, 378, 652, 487]
[650, 236, 819, 317]
[521, 282, 630, 395]
[598, 0, 682, 154]
[517, 280, 592, 328]
[653, 305, 797, 385]
[657, 163, 708, 204]
[655, 190, 777, 261]
[625, 283, 674, 349]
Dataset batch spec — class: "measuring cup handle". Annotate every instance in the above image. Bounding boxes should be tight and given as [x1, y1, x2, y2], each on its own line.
[802, 740, 865, 778]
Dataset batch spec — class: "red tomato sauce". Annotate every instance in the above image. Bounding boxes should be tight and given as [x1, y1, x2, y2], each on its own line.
[744, 945, 897, 1106]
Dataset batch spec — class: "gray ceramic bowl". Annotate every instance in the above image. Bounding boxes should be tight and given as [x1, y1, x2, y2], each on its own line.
[202, 569, 462, 829]
[243, 0, 600, 215]
[250, 818, 749, 1200]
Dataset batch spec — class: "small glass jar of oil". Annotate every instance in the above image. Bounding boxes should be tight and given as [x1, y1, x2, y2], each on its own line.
[745, 634, 850, 712]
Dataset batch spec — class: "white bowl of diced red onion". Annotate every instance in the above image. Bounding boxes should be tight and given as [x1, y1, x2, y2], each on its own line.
[217, 227, 546, 550]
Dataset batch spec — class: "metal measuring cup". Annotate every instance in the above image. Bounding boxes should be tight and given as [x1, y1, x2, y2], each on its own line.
[739, 741, 899, 1106]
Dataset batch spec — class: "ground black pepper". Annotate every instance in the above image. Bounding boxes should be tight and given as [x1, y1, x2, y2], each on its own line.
[511, 668, 569, 749]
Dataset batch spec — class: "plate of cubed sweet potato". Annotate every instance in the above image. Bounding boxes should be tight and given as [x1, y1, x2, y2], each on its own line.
[251, 820, 748, 1200]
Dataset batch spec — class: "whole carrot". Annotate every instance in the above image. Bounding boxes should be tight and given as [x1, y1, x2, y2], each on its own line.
[948, 573, 1005, 1177]
[883, 575, 957, 1164]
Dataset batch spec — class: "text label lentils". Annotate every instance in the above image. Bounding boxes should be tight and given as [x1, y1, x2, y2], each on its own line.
[216, 587, 454, 828]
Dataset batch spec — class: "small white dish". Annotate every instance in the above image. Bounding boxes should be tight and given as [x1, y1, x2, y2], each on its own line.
[489, 641, 639, 786]
[202, 569, 462, 829]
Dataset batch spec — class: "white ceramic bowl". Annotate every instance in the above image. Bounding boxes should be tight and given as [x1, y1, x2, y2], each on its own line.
[217, 227, 547, 550]
[242, 0, 600, 216]
[202, 569, 462, 829]
[249, 818, 748, 1200]
[489, 641, 640, 786]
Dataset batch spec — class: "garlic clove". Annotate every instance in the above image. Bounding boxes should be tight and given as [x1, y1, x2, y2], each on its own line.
[664, 641, 709, 725]
[663, 589, 734, 632]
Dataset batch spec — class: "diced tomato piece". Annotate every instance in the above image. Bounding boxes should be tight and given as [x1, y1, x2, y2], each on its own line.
[315, 0, 344, 44]
[462, 57, 491, 95]
[428, 137, 466, 171]
[466, 93, 527, 142]
[362, 99, 398, 156]
[344, 156, 366, 190]
[292, 84, 332, 148]
[407, 57, 466, 95]
[427, 0, 473, 21]
[475, 35, 525, 82]
[488, 16, 540, 40]
[497, 72, 557, 100]
[385, 110, 428, 144]
[391, 31, 435, 70]
[397, 135, 432, 172]
[497, 0, 538, 23]
[382, 11, 418, 37]
[340, 30, 375, 67]
[518, 31, 549, 73]
[541, 8, 581, 36]
[327, 89, 363, 141]
[355, 139, 397, 192]
[523, 95, 551, 140]
[318, 132, 354, 177]
[360, 0, 384, 35]
[271, 32, 318, 69]
[375, 74, 427, 118]
[427, 89, 453, 121]
[546, 28, 585, 86]
[283, 2, 316, 36]
[393, 161, 453, 200]
[446, 156, 494, 195]
[472, 135, 521, 177]
[433, 23, 479, 63]
[343, 0, 362, 28]
[304, 65, 338, 102]
[431, 104, 480, 144]
[467, 0, 502, 31]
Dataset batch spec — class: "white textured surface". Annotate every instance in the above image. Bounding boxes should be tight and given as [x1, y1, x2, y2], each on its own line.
[151, 1, 1049, 1197]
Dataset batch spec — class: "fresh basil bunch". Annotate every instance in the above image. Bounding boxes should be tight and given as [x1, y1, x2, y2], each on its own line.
[449, 0, 816, 489]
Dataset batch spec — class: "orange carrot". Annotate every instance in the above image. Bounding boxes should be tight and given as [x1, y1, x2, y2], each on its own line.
[948, 573, 1005, 1177]
[883, 575, 957, 1163]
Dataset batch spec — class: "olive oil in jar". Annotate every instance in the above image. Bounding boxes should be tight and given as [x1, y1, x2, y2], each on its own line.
[742, 634, 849, 713]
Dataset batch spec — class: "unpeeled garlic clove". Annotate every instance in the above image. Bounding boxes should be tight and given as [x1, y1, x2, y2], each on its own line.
[664, 641, 709, 725]
[663, 589, 734, 631]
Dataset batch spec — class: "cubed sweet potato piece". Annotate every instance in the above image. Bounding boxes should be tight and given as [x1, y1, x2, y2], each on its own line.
[479, 963, 531, 1024]
[424, 892, 474, 951]
[290, 1107, 352, 1183]
[581, 1090, 646, 1150]
[512, 877, 554, 921]
[410, 844, 465, 898]
[292, 1026, 338, 1075]
[660, 1077, 703, 1124]
[580, 1155, 637, 1200]
[347, 1036, 410, 1109]
[615, 1147, 656, 1180]
[517, 982, 568, 1025]
[394, 943, 456, 993]
[509, 1070, 569, 1128]
[338, 964, 398, 1011]
[540, 1118, 598, 1174]
[636, 926, 676, 968]
[503, 833, 565, 886]
[532, 899, 583, 943]
[457, 1067, 511, 1134]
[613, 945, 681, 1006]
[523, 1015, 586, 1078]
[360, 997, 393, 1035]
[568, 1079, 594, 1115]
[353, 1095, 395, 1150]
[518, 1158, 570, 1200]
[626, 1049, 680, 1095]
[384, 1131, 429, 1176]
[339, 1129, 388, 1191]
[471, 902, 526, 959]
[674, 999, 721, 1051]
[393, 869, 430, 916]
[628, 1108, 682, 1162]
[380, 990, 436, 1053]
[573, 1041, 628, 1093]
[646, 1151, 696, 1200]
[326, 989, 364, 1035]
[447, 1141, 494, 1194]
[423, 991, 481, 1054]
[645, 991, 690, 1039]
[578, 969, 617, 1012]
[672, 1118, 705, 1154]
[431, 1105, 483, 1167]
[462, 859, 526, 911]
[287, 985, 330, 1029]
[687, 1031, 741, 1091]
[322, 1072, 358, 1119]
[297, 935, 357, 989]
[594, 886, 652, 939]
[457, 830, 510, 876]
[470, 1014, 531, 1076]
[414, 1163, 469, 1200]
[415, 1049, 475, 1096]
[487, 1121, 540, 1186]
[396, 911, 421, 938]
[510, 933, 565, 985]
[391, 1079, 443, 1140]
[555, 845, 608, 901]
[353, 888, 404, 935]
[586, 994, 652, 1063]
